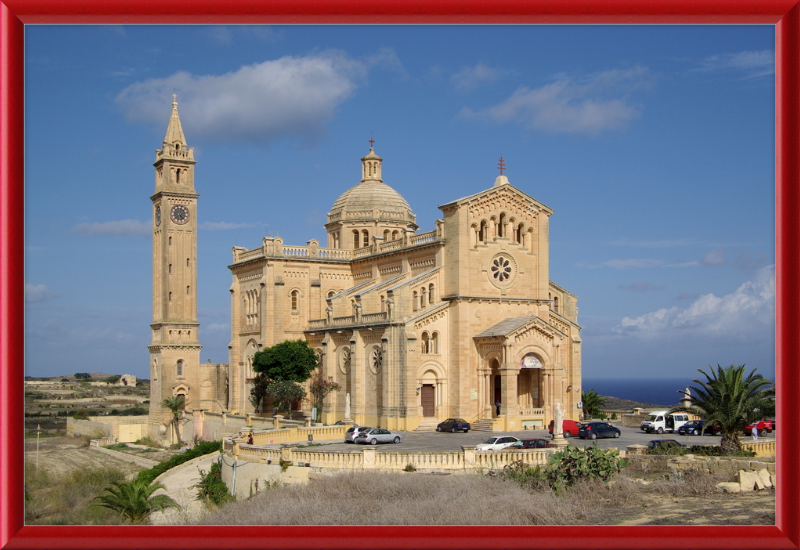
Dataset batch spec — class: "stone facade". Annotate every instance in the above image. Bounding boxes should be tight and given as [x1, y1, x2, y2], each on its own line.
[226, 146, 582, 431]
[148, 99, 582, 435]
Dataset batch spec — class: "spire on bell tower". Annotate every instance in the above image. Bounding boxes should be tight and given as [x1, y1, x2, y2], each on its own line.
[361, 137, 383, 183]
[163, 94, 188, 151]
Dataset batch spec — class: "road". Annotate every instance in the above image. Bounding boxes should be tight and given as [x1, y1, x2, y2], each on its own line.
[301, 425, 773, 453]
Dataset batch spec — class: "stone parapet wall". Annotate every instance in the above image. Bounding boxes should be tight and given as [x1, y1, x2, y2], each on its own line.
[225, 442, 562, 474]
[741, 440, 775, 457]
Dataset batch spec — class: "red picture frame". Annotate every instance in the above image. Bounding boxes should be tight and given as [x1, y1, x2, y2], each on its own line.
[2, 1, 798, 548]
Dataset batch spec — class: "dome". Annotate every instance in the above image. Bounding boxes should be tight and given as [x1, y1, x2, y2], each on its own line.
[329, 180, 413, 218]
[325, 145, 417, 229]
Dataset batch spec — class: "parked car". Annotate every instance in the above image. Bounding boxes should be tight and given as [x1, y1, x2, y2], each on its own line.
[475, 436, 520, 451]
[579, 421, 621, 440]
[647, 439, 684, 451]
[640, 411, 691, 434]
[345, 426, 372, 443]
[507, 438, 551, 449]
[436, 418, 471, 433]
[548, 419, 582, 438]
[677, 419, 721, 436]
[354, 428, 404, 445]
[743, 419, 773, 436]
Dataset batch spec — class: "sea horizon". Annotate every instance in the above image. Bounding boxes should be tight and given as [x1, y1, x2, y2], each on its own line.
[583, 377, 696, 408]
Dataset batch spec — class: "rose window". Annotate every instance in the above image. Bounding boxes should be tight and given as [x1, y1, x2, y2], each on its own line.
[370, 348, 383, 374]
[491, 256, 512, 282]
[339, 347, 351, 374]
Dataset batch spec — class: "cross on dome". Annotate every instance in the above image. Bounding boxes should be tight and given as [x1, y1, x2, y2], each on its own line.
[369, 136, 375, 150]
[497, 156, 506, 175]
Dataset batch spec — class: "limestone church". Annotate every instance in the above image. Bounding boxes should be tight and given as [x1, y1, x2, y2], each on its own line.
[148, 98, 583, 436]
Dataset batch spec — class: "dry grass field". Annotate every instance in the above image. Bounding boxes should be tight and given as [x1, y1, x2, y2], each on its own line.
[190, 457, 775, 527]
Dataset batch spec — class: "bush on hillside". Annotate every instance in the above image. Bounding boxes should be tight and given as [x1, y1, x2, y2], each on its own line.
[545, 444, 629, 487]
[136, 440, 222, 485]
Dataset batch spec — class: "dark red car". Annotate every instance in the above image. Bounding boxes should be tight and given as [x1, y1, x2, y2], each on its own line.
[507, 438, 551, 449]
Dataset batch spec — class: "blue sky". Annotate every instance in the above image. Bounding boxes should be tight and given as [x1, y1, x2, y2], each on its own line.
[24, 25, 776, 384]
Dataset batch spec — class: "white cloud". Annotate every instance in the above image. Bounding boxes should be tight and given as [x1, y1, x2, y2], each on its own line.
[458, 66, 652, 134]
[697, 50, 774, 79]
[199, 221, 258, 231]
[25, 283, 58, 303]
[71, 219, 150, 237]
[116, 50, 390, 144]
[701, 249, 725, 266]
[451, 64, 507, 92]
[614, 265, 775, 340]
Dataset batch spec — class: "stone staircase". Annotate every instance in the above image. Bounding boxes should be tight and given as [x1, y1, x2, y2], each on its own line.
[470, 419, 496, 432]
[414, 419, 441, 432]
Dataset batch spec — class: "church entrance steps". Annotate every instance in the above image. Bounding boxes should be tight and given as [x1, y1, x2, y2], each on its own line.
[413, 419, 441, 432]
[470, 419, 496, 432]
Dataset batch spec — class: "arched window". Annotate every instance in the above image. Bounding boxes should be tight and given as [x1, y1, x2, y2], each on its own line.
[428, 283, 435, 304]
[176, 360, 183, 377]
[380, 295, 386, 312]
[187, 258, 190, 267]
[498, 213, 506, 237]
[291, 290, 299, 311]
[176, 169, 181, 184]
[353, 230, 360, 249]
[327, 290, 336, 299]
[431, 332, 439, 354]
[169, 236, 172, 246]
[479, 220, 488, 243]
[420, 287, 427, 308]
[392, 230, 399, 240]
[186, 285, 190, 295]
[168, 292, 172, 302]
[421, 332, 430, 354]
[383, 229, 390, 241]
[413, 291, 419, 312]
[362, 229, 369, 245]
[553, 296, 559, 314]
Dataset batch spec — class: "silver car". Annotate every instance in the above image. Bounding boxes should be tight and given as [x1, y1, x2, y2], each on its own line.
[354, 428, 404, 445]
[345, 426, 372, 443]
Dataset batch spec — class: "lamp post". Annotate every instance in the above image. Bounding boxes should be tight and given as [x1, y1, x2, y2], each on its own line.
[35, 424, 41, 475]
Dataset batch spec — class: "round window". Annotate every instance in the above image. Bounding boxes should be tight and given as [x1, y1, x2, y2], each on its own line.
[488, 253, 518, 288]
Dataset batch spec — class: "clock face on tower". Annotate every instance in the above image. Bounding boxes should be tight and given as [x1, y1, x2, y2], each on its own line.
[155, 206, 161, 226]
[170, 205, 190, 225]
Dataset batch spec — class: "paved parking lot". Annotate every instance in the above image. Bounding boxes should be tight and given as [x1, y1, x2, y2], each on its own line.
[305, 424, 774, 453]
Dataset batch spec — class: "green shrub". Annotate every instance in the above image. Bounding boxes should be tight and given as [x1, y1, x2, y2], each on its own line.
[545, 444, 629, 487]
[192, 461, 234, 507]
[688, 445, 756, 457]
[106, 443, 129, 451]
[403, 463, 417, 472]
[134, 436, 158, 447]
[610, 412, 618, 420]
[499, 460, 545, 488]
[136, 441, 222, 485]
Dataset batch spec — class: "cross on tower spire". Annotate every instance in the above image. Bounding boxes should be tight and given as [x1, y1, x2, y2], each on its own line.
[369, 135, 375, 150]
[497, 156, 506, 175]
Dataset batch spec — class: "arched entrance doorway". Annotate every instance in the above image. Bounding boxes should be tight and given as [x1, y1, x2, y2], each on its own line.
[491, 358, 501, 417]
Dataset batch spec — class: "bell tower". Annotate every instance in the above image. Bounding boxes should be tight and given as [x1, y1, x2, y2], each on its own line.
[148, 95, 201, 442]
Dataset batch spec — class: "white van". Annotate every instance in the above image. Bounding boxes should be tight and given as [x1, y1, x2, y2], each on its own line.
[640, 411, 690, 434]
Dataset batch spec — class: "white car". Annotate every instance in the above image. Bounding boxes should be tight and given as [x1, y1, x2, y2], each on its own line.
[475, 436, 520, 451]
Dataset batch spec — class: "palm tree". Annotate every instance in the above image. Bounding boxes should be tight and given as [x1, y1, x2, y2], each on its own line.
[581, 389, 606, 420]
[161, 395, 185, 445]
[91, 479, 180, 524]
[670, 364, 774, 455]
